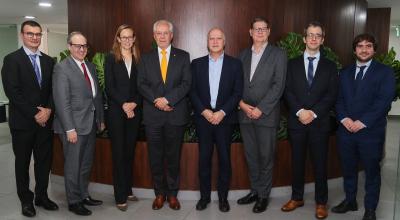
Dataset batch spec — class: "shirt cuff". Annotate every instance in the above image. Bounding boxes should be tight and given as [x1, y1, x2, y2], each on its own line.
[309, 110, 317, 118]
[340, 117, 349, 124]
[296, 108, 304, 117]
[220, 110, 226, 116]
[66, 129, 76, 133]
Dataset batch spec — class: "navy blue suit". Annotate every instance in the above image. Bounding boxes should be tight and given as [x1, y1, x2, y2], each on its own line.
[336, 60, 396, 210]
[190, 54, 243, 199]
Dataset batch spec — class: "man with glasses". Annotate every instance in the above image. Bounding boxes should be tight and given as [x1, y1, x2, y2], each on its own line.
[1, 20, 59, 217]
[137, 20, 191, 211]
[237, 17, 287, 213]
[282, 21, 338, 219]
[53, 31, 105, 216]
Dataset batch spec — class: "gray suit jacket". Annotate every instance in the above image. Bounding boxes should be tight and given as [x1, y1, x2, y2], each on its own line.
[52, 56, 104, 135]
[238, 44, 287, 127]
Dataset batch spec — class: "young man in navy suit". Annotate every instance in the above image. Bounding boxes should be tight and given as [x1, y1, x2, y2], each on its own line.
[190, 28, 243, 212]
[332, 34, 396, 220]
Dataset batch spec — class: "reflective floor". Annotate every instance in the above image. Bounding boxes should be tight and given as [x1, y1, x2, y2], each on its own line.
[0, 117, 398, 220]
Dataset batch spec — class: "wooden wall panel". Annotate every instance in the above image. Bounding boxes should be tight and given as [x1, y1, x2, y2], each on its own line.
[367, 8, 391, 55]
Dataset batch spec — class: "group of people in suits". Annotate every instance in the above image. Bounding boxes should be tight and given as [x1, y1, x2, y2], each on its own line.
[1, 17, 396, 220]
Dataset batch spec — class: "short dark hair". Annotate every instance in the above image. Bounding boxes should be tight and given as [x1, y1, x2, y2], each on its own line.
[251, 17, 270, 29]
[21, 20, 42, 33]
[304, 21, 325, 37]
[352, 33, 378, 51]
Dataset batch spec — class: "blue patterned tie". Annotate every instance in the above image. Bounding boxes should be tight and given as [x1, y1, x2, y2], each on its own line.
[29, 54, 42, 87]
[307, 57, 316, 87]
[355, 65, 366, 91]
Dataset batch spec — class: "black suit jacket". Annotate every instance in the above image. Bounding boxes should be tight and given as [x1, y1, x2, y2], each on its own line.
[190, 54, 243, 125]
[284, 54, 338, 131]
[137, 47, 191, 126]
[105, 53, 141, 115]
[1, 47, 55, 129]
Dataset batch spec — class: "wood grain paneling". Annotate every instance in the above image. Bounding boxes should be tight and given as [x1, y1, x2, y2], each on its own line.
[367, 8, 391, 55]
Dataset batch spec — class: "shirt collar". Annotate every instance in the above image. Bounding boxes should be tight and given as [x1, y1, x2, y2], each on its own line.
[303, 51, 320, 60]
[23, 45, 42, 56]
[71, 56, 86, 66]
[356, 59, 372, 68]
[209, 52, 224, 62]
[251, 42, 268, 54]
[158, 45, 171, 54]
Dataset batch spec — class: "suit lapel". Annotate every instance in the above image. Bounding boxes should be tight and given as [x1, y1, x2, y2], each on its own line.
[151, 49, 164, 86]
[165, 47, 177, 87]
[216, 55, 228, 108]
[356, 60, 375, 95]
[19, 48, 41, 89]
[310, 58, 324, 89]
[294, 56, 309, 90]
[242, 49, 252, 83]
[250, 45, 272, 84]
[202, 56, 211, 107]
[86, 61, 98, 96]
[67, 57, 92, 96]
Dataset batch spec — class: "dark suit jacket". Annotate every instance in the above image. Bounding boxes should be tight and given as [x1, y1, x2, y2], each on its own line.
[1, 47, 54, 129]
[336, 60, 396, 134]
[284, 55, 338, 131]
[105, 53, 141, 115]
[238, 45, 287, 127]
[190, 54, 243, 124]
[137, 47, 191, 126]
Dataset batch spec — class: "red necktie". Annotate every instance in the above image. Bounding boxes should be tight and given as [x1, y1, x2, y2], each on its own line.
[81, 63, 92, 90]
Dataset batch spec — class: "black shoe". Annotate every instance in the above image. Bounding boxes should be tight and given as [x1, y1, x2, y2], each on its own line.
[363, 209, 376, 220]
[35, 197, 59, 210]
[68, 202, 92, 216]
[82, 196, 103, 206]
[196, 198, 211, 211]
[219, 199, 230, 212]
[253, 198, 268, 213]
[331, 200, 358, 213]
[237, 192, 258, 205]
[22, 203, 36, 217]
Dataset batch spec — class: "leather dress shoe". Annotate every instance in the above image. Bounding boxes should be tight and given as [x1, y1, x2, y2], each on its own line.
[237, 192, 258, 205]
[281, 200, 304, 212]
[35, 197, 59, 210]
[331, 200, 358, 213]
[362, 209, 376, 220]
[68, 202, 92, 216]
[196, 198, 211, 211]
[22, 203, 36, 217]
[127, 195, 138, 201]
[116, 203, 127, 211]
[253, 198, 268, 213]
[315, 204, 328, 219]
[82, 196, 103, 206]
[152, 195, 166, 210]
[219, 199, 230, 212]
[167, 196, 181, 210]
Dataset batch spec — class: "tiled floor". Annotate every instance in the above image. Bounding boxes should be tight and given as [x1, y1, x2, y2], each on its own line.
[0, 117, 398, 220]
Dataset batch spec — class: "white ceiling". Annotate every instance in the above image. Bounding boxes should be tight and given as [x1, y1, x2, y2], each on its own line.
[0, 0, 67, 33]
[368, 0, 400, 24]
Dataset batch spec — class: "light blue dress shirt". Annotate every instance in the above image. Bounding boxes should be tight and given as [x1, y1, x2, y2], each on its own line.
[355, 59, 372, 79]
[209, 53, 224, 109]
[303, 51, 320, 78]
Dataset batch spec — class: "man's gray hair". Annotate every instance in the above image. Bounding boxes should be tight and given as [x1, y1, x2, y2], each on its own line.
[153, 20, 174, 33]
[67, 31, 86, 44]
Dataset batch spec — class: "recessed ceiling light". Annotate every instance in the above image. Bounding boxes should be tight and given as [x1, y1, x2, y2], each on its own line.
[24, 16, 36, 19]
[39, 2, 52, 7]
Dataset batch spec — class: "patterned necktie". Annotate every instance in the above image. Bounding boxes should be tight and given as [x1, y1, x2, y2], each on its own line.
[81, 63, 92, 91]
[160, 49, 167, 83]
[28, 54, 42, 87]
[307, 57, 316, 87]
[355, 65, 366, 90]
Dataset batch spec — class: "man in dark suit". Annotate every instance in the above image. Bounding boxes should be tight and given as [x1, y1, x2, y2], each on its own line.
[53, 32, 105, 216]
[1, 20, 59, 217]
[282, 21, 338, 219]
[190, 28, 243, 212]
[137, 20, 191, 210]
[332, 34, 396, 220]
[237, 17, 287, 213]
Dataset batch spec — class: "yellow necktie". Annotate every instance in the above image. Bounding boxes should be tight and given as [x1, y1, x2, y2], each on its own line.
[161, 49, 167, 83]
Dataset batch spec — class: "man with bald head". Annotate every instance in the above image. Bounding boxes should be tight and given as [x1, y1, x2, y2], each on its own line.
[137, 20, 191, 210]
[190, 28, 243, 212]
[53, 31, 105, 216]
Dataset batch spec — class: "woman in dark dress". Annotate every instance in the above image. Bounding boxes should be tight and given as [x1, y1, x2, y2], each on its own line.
[105, 24, 141, 211]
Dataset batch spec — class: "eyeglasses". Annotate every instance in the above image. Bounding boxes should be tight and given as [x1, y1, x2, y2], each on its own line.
[70, 43, 89, 50]
[306, 33, 323, 40]
[119, 36, 135, 42]
[155, 31, 171, 37]
[24, 32, 43, 38]
[253, 27, 269, 33]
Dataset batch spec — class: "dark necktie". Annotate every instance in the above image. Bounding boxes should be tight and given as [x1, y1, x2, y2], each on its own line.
[355, 65, 366, 90]
[307, 57, 316, 87]
[81, 63, 92, 91]
[28, 54, 42, 87]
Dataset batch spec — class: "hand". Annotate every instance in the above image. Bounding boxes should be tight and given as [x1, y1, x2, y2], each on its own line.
[163, 105, 173, 112]
[341, 117, 354, 132]
[35, 107, 51, 125]
[210, 111, 225, 125]
[298, 110, 314, 125]
[125, 110, 135, 118]
[122, 102, 137, 113]
[349, 120, 365, 133]
[201, 109, 214, 122]
[67, 130, 78, 143]
[154, 97, 168, 110]
[239, 100, 255, 119]
[99, 122, 106, 132]
[249, 107, 262, 119]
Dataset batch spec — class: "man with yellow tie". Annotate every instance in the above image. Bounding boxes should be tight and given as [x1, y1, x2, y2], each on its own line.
[137, 19, 191, 211]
